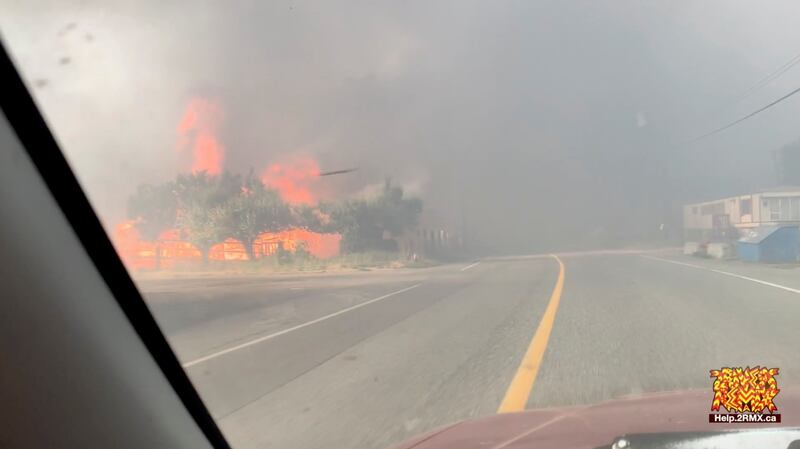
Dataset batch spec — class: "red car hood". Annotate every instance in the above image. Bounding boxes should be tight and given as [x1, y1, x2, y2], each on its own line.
[391, 387, 800, 449]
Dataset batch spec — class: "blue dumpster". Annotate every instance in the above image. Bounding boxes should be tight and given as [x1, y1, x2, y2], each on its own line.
[736, 225, 800, 263]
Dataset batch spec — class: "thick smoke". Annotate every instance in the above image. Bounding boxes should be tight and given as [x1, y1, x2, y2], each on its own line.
[3, 1, 800, 254]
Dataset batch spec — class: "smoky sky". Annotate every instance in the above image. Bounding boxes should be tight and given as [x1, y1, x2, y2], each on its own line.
[3, 1, 800, 254]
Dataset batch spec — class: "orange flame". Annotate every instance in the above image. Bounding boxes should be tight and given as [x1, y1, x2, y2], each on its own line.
[262, 155, 321, 205]
[177, 98, 224, 175]
[113, 219, 340, 271]
[113, 220, 202, 270]
[257, 229, 341, 259]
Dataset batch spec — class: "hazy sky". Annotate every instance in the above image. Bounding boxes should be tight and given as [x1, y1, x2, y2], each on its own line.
[3, 1, 800, 253]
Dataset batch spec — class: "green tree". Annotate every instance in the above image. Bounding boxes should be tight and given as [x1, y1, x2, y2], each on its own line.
[126, 182, 178, 269]
[330, 180, 422, 253]
[291, 203, 332, 233]
[330, 199, 376, 253]
[219, 174, 291, 260]
[174, 171, 241, 263]
[374, 179, 423, 236]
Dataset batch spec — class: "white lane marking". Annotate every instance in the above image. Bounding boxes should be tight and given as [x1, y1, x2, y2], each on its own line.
[182, 283, 422, 368]
[641, 255, 800, 295]
[461, 261, 481, 271]
[640, 255, 706, 269]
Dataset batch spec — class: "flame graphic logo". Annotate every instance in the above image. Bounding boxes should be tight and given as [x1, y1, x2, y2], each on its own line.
[710, 366, 780, 413]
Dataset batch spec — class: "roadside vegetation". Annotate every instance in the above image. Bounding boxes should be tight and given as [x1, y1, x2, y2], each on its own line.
[126, 171, 423, 271]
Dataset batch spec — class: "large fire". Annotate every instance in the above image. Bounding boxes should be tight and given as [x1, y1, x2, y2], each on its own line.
[115, 221, 341, 271]
[114, 100, 342, 271]
[261, 155, 321, 205]
[177, 98, 224, 175]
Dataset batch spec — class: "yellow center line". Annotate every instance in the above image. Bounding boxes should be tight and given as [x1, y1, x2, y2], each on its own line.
[497, 254, 565, 413]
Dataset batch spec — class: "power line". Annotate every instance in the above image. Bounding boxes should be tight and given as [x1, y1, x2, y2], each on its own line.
[730, 51, 800, 104]
[685, 85, 800, 144]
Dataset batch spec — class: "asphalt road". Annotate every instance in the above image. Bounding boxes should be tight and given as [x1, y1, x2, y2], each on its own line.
[137, 252, 800, 449]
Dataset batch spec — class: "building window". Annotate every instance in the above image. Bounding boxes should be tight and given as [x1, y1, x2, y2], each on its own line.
[701, 202, 724, 215]
[765, 197, 800, 221]
[740, 198, 752, 215]
[769, 200, 781, 221]
[767, 198, 781, 220]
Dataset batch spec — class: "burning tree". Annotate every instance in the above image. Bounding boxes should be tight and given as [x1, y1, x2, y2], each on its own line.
[174, 171, 242, 263]
[123, 170, 422, 267]
[218, 172, 292, 261]
[126, 170, 312, 264]
[126, 182, 178, 269]
[291, 203, 332, 233]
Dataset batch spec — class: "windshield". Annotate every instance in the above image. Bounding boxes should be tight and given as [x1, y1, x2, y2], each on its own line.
[2, 2, 799, 448]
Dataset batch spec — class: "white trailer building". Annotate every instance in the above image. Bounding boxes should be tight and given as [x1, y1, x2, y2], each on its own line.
[684, 187, 800, 244]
